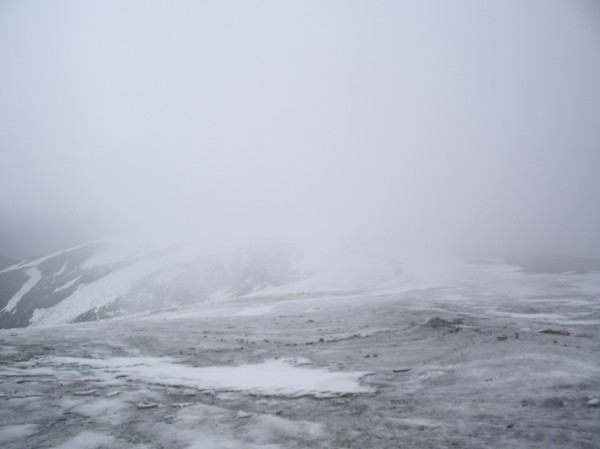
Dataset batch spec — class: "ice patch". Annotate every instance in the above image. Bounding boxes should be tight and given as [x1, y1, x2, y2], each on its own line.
[50, 356, 374, 397]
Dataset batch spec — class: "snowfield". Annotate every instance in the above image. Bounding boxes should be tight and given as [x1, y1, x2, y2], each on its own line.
[0, 250, 599, 448]
[30, 356, 374, 397]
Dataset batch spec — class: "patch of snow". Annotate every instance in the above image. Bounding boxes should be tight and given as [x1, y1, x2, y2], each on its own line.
[2, 267, 42, 313]
[292, 357, 313, 365]
[0, 242, 92, 274]
[29, 308, 48, 324]
[139, 305, 233, 321]
[71, 398, 130, 425]
[53, 276, 81, 293]
[167, 403, 278, 449]
[248, 413, 326, 442]
[235, 305, 275, 316]
[484, 310, 588, 322]
[55, 263, 68, 277]
[49, 356, 374, 397]
[49, 431, 115, 449]
[0, 424, 37, 443]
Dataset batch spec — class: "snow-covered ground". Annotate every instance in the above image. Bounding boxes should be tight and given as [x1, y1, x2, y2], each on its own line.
[1, 262, 599, 448]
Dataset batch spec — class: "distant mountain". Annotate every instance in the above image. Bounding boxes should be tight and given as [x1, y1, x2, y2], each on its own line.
[0, 240, 305, 329]
[0, 234, 424, 329]
[3, 239, 599, 330]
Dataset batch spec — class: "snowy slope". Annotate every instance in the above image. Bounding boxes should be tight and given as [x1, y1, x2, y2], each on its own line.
[0, 240, 300, 329]
[1, 239, 599, 329]
[1, 243, 600, 448]
[2, 268, 600, 449]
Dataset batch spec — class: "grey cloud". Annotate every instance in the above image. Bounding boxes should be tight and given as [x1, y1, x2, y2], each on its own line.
[1, 0, 599, 257]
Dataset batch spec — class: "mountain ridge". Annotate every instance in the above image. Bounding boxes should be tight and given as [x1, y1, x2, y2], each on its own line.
[0, 240, 303, 329]
[2, 240, 600, 330]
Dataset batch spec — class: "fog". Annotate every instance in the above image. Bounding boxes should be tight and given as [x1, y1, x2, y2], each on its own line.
[1, 0, 599, 259]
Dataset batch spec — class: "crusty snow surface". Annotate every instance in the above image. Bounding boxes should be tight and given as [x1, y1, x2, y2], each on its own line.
[1, 260, 600, 448]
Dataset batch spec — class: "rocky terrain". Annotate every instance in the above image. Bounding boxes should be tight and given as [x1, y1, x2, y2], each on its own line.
[1, 249, 599, 448]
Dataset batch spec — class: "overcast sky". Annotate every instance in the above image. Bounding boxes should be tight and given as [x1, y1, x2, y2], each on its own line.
[1, 0, 599, 257]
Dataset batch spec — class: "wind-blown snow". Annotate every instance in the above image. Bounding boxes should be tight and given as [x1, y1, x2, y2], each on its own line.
[49, 356, 374, 397]
[2, 267, 41, 313]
